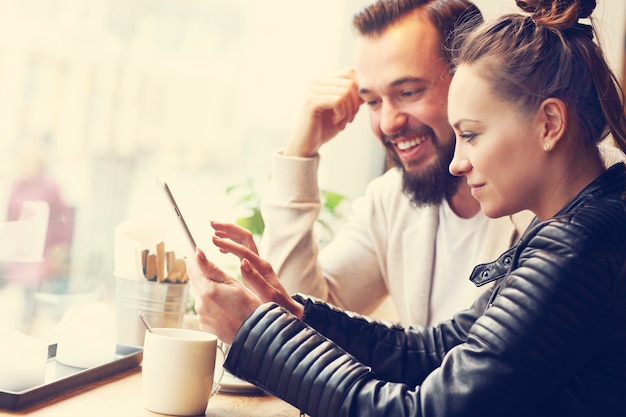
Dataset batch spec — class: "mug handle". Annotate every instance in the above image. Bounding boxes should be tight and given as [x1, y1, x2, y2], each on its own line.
[211, 344, 226, 397]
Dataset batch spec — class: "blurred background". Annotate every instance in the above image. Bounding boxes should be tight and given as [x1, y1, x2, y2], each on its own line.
[0, 0, 623, 341]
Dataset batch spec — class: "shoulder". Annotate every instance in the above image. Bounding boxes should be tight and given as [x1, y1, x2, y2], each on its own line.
[561, 165, 626, 238]
[521, 180, 626, 270]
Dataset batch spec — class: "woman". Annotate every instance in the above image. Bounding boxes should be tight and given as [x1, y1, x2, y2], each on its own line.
[188, 0, 626, 415]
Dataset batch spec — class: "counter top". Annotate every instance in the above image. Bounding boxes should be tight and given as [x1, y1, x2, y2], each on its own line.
[0, 366, 302, 417]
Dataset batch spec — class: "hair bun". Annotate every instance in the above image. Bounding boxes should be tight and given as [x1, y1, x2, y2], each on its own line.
[515, 0, 597, 28]
[577, 0, 597, 19]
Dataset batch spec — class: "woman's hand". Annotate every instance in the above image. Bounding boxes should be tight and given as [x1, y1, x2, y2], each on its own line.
[210, 221, 304, 318]
[187, 247, 263, 344]
[211, 220, 259, 256]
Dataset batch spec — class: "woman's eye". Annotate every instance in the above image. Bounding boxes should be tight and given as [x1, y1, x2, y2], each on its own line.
[460, 132, 477, 141]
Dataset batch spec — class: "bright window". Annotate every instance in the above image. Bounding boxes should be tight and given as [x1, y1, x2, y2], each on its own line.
[0, 0, 380, 341]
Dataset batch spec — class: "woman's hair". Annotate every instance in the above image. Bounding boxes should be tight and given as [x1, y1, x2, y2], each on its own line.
[352, 0, 483, 68]
[451, 0, 626, 154]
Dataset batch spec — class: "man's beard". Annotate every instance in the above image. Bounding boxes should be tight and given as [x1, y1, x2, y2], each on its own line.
[385, 134, 461, 207]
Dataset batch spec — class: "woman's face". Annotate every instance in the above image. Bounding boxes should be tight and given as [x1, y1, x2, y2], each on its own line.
[448, 65, 547, 219]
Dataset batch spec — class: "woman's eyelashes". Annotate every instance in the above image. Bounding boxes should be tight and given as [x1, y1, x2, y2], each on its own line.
[459, 131, 478, 142]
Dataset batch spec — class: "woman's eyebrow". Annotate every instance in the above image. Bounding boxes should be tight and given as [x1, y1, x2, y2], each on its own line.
[452, 119, 479, 130]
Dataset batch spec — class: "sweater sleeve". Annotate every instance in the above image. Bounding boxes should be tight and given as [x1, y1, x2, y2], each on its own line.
[258, 150, 326, 298]
[259, 150, 392, 314]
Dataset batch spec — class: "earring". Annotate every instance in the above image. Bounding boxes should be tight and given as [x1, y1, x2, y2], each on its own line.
[544, 143, 551, 151]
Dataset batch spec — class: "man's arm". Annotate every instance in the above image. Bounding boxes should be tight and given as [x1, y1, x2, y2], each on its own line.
[259, 69, 381, 305]
[260, 159, 391, 313]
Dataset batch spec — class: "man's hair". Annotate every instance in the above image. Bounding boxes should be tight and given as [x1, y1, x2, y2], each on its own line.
[352, 0, 482, 67]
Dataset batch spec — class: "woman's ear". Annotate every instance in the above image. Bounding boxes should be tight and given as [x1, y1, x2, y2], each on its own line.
[539, 98, 567, 150]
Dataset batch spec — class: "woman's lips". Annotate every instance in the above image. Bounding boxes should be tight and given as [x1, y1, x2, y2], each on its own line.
[469, 183, 484, 198]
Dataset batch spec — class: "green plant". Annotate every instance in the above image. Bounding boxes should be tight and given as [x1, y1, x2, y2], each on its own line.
[225, 178, 349, 244]
[225, 177, 266, 237]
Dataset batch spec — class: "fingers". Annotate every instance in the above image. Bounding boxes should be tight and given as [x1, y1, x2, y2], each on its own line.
[239, 256, 279, 293]
[185, 247, 265, 344]
[212, 236, 275, 278]
[240, 258, 304, 319]
[205, 221, 274, 279]
[211, 234, 258, 262]
[188, 247, 231, 284]
[239, 258, 278, 303]
[332, 68, 363, 125]
[211, 221, 259, 254]
[307, 78, 361, 125]
[285, 69, 363, 157]
[189, 226, 302, 323]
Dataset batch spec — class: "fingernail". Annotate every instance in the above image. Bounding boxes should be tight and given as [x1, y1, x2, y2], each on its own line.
[241, 258, 251, 272]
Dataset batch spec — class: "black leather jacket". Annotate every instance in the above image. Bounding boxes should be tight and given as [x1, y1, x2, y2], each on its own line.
[224, 163, 626, 417]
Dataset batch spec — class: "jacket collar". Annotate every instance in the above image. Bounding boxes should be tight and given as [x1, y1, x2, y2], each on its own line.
[553, 162, 626, 217]
[469, 162, 626, 287]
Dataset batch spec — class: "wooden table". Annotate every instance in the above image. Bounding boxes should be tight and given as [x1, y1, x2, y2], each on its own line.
[0, 366, 303, 417]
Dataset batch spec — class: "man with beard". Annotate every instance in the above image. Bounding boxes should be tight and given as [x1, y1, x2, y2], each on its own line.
[256, 0, 532, 326]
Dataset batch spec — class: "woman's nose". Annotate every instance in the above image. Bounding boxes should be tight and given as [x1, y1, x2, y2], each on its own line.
[449, 141, 471, 177]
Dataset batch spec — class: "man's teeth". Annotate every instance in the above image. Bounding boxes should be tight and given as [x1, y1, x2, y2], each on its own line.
[396, 136, 426, 151]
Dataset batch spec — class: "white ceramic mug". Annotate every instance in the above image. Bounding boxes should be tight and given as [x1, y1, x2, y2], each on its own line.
[142, 328, 225, 416]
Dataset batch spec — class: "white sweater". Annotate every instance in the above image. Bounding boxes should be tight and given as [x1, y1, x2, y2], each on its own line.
[259, 150, 532, 326]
